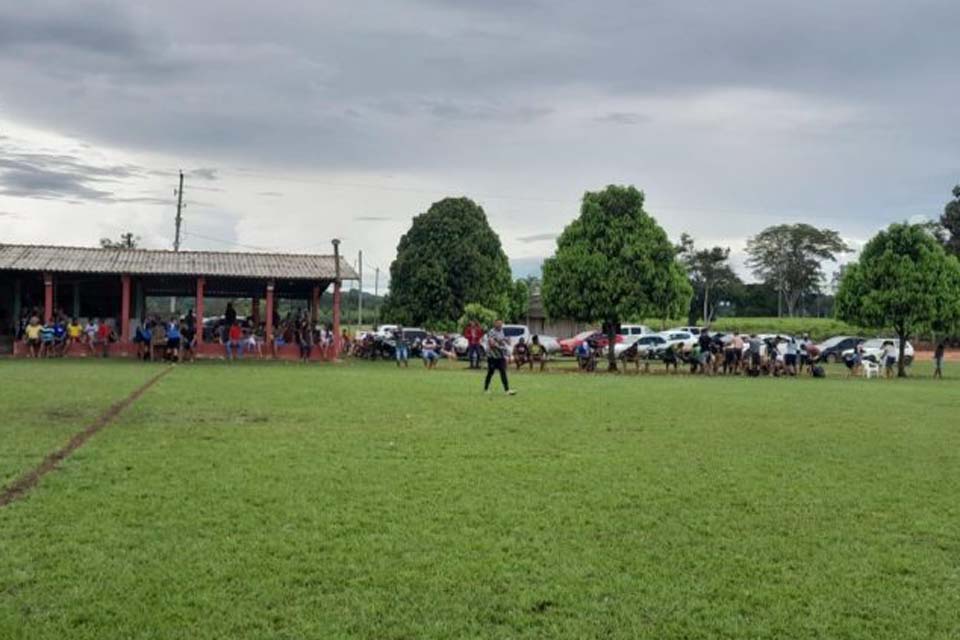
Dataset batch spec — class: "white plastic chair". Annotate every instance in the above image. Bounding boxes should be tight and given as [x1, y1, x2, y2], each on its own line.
[862, 361, 880, 379]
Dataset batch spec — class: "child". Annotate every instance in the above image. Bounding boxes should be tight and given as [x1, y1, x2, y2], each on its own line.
[529, 335, 546, 372]
[23, 315, 43, 358]
[39, 321, 56, 358]
[66, 317, 83, 351]
[167, 317, 182, 362]
[85, 318, 99, 354]
[134, 319, 152, 360]
[52, 319, 67, 357]
[150, 321, 167, 361]
[297, 320, 313, 363]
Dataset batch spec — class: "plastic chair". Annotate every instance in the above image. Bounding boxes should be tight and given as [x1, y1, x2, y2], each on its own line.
[862, 361, 880, 379]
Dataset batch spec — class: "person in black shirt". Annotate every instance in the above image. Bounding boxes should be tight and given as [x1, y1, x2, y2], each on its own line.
[934, 341, 945, 379]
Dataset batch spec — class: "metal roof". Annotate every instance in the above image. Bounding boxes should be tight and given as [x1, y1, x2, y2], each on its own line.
[0, 244, 358, 281]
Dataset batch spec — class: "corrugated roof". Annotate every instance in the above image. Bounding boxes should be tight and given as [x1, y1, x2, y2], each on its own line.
[0, 244, 358, 281]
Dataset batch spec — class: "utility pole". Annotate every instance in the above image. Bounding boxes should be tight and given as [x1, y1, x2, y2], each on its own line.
[357, 250, 363, 333]
[374, 267, 380, 327]
[170, 170, 185, 314]
[174, 170, 184, 252]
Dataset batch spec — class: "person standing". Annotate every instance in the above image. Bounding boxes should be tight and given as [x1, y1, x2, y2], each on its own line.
[934, 341, 945, 379]
[394, 326, 409, 367]
[464, 320, 484, 369]
[484, 319, 516, 395]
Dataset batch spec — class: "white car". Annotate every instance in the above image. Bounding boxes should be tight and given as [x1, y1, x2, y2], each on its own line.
[667, 325, 704, 337]
[658, 330, 697, 350]
[614, 333, 668, 357]
[842, 338, 914, 366]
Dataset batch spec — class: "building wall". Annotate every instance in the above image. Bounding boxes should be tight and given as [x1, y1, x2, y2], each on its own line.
[527, 315, 590, 339]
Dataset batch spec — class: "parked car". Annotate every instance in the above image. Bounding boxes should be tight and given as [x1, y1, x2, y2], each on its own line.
[618, 324, 653, 342]
[842, 338, 914, 366]
[453, 324, 561, 357]
[614, 333, 667, 357]
[667, 325, 704, 337]
[658, 330, 697, 350]
[816, 336, 864, 363]
[560, 330, 619, 356]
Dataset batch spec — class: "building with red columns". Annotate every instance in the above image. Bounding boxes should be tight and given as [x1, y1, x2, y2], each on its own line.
[0, 244, 358, 359]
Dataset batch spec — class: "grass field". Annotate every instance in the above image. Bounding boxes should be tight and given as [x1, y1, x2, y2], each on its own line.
[2, 359, 959, 639]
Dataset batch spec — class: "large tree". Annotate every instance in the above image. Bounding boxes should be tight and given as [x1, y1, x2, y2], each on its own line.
[677, 233, 742, 324]
[541, 185, 691, 370]
[381, 197, 512, 326]
[940, 185, 960, 256]
[835, 223, 960, 377]
[746, 223, 849, 317]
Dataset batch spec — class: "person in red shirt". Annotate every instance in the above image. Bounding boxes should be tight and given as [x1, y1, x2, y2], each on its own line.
[464, 320, 484, 369]
[226, 321, 244, 360]
[96, 321, 114, 358]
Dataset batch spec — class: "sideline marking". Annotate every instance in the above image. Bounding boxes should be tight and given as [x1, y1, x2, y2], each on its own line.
[0, 366, 173, 508]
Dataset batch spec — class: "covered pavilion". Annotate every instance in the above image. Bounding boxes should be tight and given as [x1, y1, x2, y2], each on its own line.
[0, 243, 358, 359]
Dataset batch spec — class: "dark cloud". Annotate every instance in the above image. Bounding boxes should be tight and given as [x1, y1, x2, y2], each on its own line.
[594, 112, 648, 126]
[189, 167, 219, 181]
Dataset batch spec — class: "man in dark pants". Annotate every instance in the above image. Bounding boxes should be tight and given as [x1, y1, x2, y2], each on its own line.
[484, 319, 516, 395]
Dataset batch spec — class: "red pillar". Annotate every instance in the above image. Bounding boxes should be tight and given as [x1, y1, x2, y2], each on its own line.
[196, 276, 205, 345]
[120, 275, 131, 342]
[311, 285, 320, 324]
[332, 279, 342, 356]
[43, 273, 54, 323]
[265, 280, 275, 349]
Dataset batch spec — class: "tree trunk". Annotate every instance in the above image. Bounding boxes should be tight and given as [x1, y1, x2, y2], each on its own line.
[897, 327, 908, 378]
[607, 324, 617, 372]
[702, 282, 710, 325]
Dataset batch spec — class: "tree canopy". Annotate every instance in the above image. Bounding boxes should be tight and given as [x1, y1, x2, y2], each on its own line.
[99, 232, 140, 249]
[940, 185, 960, 256]
[677, 233, 742, 324]
[541, 184, 690, 369]
[836, 223, 960, 377]
[746, 223, 848, 317]
[381, 197, 512, 327]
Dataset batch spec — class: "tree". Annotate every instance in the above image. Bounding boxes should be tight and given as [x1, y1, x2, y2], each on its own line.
[541, 185, 691, 370]
[649, 259, 694, 330]
[940, 185, 960, 256]
[99, 232, 139, 249]
[381, 197, 512, 326]
[677, 233, 742, 324]
[835, 223, 960, 377]
[746, 223, 849, 317]
[457, 302, 498, 332]
[505, 279, 530, 324]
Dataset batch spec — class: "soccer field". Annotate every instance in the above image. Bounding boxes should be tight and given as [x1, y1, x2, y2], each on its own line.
[1, 360, 958, 639]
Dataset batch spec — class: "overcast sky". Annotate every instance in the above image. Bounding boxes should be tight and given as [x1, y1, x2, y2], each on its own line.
[1, 0, 958, 290]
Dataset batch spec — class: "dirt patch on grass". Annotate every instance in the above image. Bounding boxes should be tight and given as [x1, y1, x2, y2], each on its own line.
[0, 367, 173, 508]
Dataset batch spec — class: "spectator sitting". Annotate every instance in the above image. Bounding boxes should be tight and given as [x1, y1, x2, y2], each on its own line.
[529, 335, 546, 371]
[440, 334, 458, 360]
[576, 340, 595, 372]
[512, 337, 531, 370]
[421, 335, 440, 368]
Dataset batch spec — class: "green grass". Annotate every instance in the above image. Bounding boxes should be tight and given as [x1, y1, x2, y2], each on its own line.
[2, 360, 959, 639]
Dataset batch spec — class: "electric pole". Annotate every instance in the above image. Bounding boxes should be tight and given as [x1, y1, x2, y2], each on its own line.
[357, 250, 363, 333]
[374, 267, 380, 327]
[174, 170, 184, 252]
[171, 170, 184, 313]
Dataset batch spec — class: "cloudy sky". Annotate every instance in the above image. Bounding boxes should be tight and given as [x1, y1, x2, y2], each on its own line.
[1, 0, 958, 290]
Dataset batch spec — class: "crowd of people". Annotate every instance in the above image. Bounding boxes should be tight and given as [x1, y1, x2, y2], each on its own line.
[17, 308, 117, 358]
